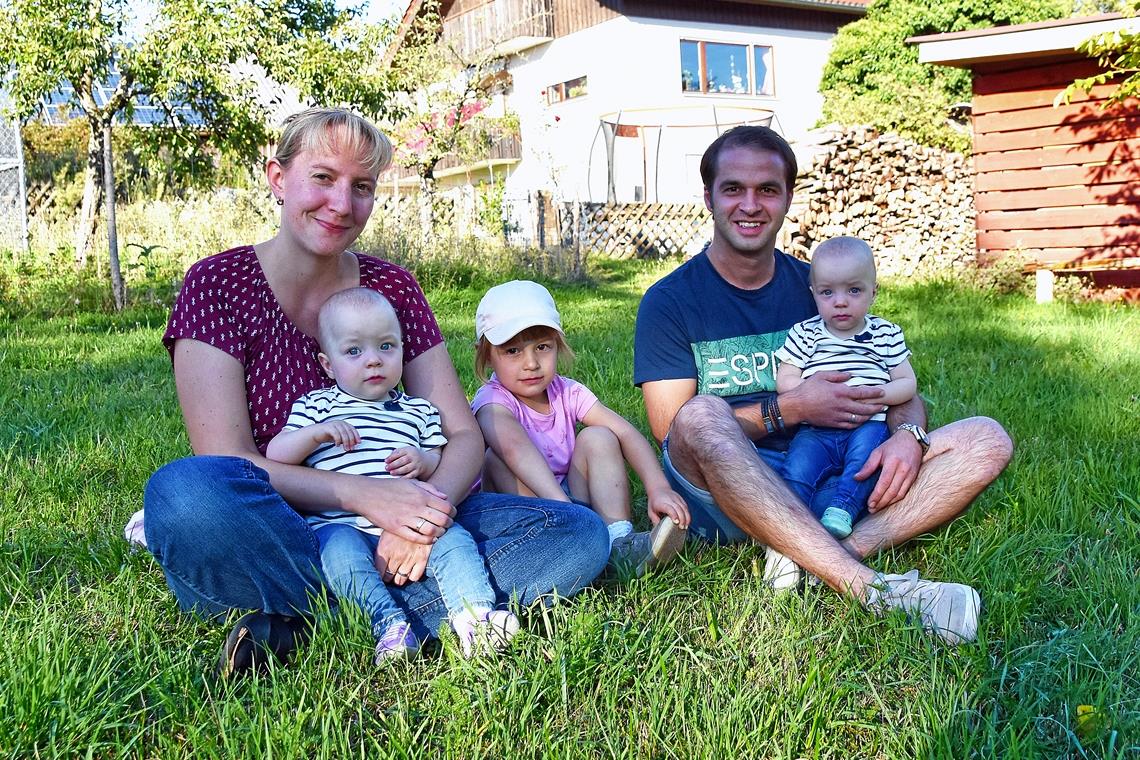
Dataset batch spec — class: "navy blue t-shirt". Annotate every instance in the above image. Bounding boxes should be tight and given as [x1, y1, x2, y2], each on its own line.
[634, 249, 816, 449]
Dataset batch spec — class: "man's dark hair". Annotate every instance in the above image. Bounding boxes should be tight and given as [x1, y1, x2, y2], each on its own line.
[699, 125, 797, 192]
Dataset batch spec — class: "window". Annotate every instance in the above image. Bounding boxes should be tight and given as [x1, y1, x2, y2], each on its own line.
[546, 75, 587, 105]
[753, 46, 774, 97]
[680, 40, 774, 97]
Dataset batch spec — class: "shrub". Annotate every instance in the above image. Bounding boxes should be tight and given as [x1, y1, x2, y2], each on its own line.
[819, 0, 1073, 150]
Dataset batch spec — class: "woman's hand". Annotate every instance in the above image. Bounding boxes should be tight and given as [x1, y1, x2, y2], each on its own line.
[374, 532, 433, 585]
[347, 476, 456, 544]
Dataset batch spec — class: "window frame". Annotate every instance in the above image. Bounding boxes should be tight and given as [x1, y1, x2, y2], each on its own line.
[679, 38, 775, 98]
[546, 75, 588, 105]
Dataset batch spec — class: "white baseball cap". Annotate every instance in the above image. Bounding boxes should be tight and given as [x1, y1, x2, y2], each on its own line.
[475, 280, 563, 345]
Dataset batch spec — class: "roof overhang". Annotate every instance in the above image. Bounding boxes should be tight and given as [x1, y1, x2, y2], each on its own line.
[717, 0, 867, 14]
[380, 156, 521, 188]
[909, 13, 1140, 68]
[384, 0, 867, 67]
[433, 156, 520, 180]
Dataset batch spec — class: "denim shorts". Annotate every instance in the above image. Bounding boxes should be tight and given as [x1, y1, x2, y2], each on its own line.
[661, 435, 838, 545]
[559, 478, 593, 508]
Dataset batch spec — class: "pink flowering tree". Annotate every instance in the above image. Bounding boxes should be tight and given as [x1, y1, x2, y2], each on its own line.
[386, 1, 520, 236]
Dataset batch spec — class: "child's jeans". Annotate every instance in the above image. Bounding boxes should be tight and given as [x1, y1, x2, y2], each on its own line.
[317, 522, 496, 637]
[782, 421, 889, 522]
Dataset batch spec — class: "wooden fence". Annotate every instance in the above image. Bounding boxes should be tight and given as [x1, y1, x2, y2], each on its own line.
[559, 202, 711, 259]
[374, 190, 713, 259]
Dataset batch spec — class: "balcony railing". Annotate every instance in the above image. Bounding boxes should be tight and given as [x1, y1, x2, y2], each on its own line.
[381, 133, 523, 187]
[441, 0, 554, 60]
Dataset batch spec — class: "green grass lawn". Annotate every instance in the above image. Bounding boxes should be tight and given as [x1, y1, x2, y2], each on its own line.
[1, 259, 1137, 758]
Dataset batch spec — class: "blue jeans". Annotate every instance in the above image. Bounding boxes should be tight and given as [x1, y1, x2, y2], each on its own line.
[662, 437, 845, 545]
[317, 522, 495, 637]
[782, 422, 887, 521]
[143, 456, 609, 640]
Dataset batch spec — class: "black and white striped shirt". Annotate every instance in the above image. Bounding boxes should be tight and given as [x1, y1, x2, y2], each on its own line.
[775, 315, 911, 422]
[282, 386, 446, 534]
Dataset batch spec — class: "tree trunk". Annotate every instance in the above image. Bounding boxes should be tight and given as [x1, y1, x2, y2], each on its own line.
[103, 123, 125, 311]
[74, 122, 105, 268]
[418, 172, 435, 242]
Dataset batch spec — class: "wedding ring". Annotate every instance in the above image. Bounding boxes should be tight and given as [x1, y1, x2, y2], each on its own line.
[395, 571, 408, 578]
[850, 414, 857, 423]
[415, 517, 427, 532]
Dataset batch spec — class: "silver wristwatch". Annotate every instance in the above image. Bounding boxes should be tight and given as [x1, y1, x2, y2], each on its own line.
[895, 423, 931, 454]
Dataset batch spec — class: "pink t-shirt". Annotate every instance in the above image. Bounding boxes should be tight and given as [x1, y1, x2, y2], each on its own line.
[470, 374, 598, 482]
[162, 245, 443, 453]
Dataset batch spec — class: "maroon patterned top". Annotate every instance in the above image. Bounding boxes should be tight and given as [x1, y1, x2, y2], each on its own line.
[163, 246, 444, 453]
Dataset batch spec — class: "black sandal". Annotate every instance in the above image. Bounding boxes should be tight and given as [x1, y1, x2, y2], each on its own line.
[216, 612, 311, 680]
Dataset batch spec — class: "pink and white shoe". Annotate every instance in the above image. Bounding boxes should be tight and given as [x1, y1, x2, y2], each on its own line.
[452, 610, 520, 658]
[374, 621, 419, 665]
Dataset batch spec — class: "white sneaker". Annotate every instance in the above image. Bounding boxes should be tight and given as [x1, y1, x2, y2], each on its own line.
[762, 546, 802, 592]
[452, 610, 520, 658]
[865, 569, 981, 644]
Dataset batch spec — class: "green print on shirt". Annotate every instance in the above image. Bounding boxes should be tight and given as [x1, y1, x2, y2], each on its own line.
[691, 332, 788, 397]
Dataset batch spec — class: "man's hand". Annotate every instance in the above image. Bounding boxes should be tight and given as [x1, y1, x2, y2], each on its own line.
[782, 371, 886, 428]
[855, 430, 924, 511]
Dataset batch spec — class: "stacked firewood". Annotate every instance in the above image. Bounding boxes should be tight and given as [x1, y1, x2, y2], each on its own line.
[783, 127, 975, 278]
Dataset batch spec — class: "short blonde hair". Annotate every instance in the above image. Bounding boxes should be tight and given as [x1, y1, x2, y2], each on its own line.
[474, 326, 575, 383]
[275, 108, 393, 176]
[317, 287, 401, 353]
[810, 236, 876, 284]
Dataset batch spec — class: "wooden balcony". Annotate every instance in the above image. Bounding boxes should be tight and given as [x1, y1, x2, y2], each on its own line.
[441, 0, 554, 60]
[380, 133, 523, 188]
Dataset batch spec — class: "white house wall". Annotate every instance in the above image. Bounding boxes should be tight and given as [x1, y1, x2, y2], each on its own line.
[499, 14, 836, 205]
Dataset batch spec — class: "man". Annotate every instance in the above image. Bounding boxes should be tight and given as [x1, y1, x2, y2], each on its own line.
[633, 126, 1012, 644]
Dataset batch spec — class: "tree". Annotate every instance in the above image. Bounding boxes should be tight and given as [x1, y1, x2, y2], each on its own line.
[819, 0, 1073, 151]
[1061, 2, 1140, 104]
[384, 1, 521, 238]
[0, 0, 394, 306]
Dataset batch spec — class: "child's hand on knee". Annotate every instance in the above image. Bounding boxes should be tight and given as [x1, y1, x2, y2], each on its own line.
[647, 486, 690, 529]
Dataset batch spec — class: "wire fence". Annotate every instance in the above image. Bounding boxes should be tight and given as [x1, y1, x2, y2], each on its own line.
[0, 96, 29, 251]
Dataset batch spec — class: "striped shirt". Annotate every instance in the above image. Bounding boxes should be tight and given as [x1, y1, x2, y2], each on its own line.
[774, 314, 911, 422]
[282, 386, 447, 534]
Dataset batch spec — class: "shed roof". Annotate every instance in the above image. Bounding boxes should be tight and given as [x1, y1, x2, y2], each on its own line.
[909, 13, 1140, 67]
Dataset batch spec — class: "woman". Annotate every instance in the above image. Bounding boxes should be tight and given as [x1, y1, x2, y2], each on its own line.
[142, 108, 609, 677]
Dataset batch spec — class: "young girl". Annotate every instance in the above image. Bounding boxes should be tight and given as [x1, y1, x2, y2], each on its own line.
[471, 280, 690, 576]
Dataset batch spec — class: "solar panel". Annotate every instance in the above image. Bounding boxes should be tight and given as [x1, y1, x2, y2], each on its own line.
[38, 62, 205, 127]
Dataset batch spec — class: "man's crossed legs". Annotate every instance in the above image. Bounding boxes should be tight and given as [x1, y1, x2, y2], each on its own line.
[662, 395, 1013, 644]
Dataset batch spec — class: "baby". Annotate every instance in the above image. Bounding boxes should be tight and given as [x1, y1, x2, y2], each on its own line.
[775, 236, 919, 539]
[267, 287, 518, 662]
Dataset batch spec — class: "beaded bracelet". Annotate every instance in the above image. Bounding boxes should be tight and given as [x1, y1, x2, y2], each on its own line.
[771, 396, 786, 433]
[761, 396, 776, 435]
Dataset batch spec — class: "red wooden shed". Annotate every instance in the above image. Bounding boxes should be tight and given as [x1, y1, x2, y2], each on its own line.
[912, 14, 1140, 291]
